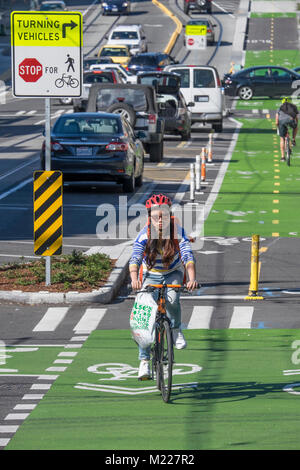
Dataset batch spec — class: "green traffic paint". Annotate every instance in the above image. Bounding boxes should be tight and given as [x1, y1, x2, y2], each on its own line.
[5, 329, 300, 450]
[204, 118, 300, 237]
[0, 344, 63, 376]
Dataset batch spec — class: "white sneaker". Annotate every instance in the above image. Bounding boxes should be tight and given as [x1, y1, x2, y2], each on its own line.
[173, 329, 187, 350]
[138, 360, 151, 380]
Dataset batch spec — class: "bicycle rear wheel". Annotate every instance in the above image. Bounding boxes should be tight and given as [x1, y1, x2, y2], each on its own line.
[285, 136, 291, 166]
[156, 320, 174, 403]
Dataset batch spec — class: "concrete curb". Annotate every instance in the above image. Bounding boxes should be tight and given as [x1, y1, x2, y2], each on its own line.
[0, 246, 132, 305]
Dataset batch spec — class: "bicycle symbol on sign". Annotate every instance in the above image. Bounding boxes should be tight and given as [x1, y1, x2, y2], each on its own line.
[55, 74, 79, 89]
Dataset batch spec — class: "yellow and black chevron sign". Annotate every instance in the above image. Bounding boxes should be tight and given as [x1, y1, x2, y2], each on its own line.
[33, 171, 63, 256]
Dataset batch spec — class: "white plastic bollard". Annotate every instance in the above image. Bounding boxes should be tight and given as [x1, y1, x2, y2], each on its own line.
[190, 163, 195, 201]
[195, 154, 201, 192]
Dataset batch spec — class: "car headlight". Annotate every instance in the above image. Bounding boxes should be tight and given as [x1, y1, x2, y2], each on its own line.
[122, 2, 128, 6]
[102, 2, 107, 5]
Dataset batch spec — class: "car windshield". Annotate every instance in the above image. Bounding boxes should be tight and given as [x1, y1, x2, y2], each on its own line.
[96, 89, 147, 112]
[40, 4, 64, 10]
[111, 31, 138, 40]
[84, 74, 113, 83]
[194, 69, 216, 88]
[100, 48, 129, 57]
[129, 56, 157, 66]
[53, 117, 121, 135]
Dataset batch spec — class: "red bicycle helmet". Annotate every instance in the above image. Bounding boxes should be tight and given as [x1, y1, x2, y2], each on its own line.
[145, 193, 172, 209]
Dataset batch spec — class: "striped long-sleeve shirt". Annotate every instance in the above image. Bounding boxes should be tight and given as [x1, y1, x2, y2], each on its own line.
[129, 224, 195, 275]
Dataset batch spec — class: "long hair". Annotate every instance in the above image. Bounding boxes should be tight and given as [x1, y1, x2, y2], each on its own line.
[144, 214, 178, 269]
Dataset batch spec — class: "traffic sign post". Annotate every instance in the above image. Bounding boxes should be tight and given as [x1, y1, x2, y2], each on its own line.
[11, 11, 82, 285]
[185, 24, 207, 50]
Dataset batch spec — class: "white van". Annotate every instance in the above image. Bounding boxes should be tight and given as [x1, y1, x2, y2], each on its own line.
[164, 65, 224, 132]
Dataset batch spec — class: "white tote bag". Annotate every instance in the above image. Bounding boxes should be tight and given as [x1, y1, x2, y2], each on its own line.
[130, 291, 158, 349]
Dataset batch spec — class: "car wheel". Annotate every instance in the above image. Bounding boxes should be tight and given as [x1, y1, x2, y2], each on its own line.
[238, 86, 253, 100]
[149, 141, 163, 163]
[107, 103, 136, 127]
[135, 171, 143, 187]
[181, 130, 191, 140]
[122, 172, 135, 193]
[213, 121, 223, 133]
[183, 4, 189, 14]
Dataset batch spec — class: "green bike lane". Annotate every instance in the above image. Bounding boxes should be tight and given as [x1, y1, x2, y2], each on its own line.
[4, 329, 300, 450]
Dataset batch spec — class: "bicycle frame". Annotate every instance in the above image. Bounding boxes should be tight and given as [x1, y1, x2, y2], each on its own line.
[284, 130, 291, 166]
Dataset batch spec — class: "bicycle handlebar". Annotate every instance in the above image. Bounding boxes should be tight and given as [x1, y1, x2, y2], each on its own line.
[130, 283, 200, 294]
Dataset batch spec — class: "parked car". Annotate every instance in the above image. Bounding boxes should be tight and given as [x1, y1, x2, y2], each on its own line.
[137, 72, 192, 140]
[39, 0, 67, 10]
[83, 57, 113, 71]
[223, 65, 300, 100]
[97, 45, 132, 67]
[292, 66, 300, 74]
[90, 63, 137, 83]
[184, 0, 212, 15]
[165, 64, 224, 132]
[40, 113, 144, 192]
[105, 24, 147, 55]
[184, 18, 216, 45]
[101, 0, 131, 15]
[127, 52, 178, 75]
[86, 84, 165, 162]
[73, 70, 122, 112]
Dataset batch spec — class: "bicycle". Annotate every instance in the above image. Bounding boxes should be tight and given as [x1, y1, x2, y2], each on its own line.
[284, 129, 292, 166]
[136, 283, 188, 403]
[55, 74, 79, 89]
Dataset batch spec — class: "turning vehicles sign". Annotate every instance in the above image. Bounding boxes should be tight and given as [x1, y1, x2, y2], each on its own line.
[11, 11, 82, 98]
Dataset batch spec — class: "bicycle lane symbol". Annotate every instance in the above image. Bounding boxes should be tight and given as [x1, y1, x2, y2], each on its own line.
[74, 362, 203, 395]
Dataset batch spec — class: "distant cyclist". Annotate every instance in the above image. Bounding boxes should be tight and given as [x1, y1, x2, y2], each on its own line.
[129, 194, 197, 380]
[276, 97, 298, 161]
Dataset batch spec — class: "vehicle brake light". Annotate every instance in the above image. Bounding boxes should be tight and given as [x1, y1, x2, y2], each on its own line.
[105, 142, 128, 151]
[216, 76, 221, 87]
[156, 67, 162, 71]
[207, 29, 212, 33]
[148, 114, 156, 124]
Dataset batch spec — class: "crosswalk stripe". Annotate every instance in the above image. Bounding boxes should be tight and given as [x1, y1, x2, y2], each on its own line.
[187, 306, 214, 329]
[228, 306, 254, 329]
[33, 307, 69, 332]
[73, 308, 107, 333]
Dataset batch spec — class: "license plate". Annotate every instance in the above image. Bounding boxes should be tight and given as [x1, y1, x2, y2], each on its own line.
[195, 95, 209, 102]
[76, 147, 93, 156]
[112, 6, 118, 10]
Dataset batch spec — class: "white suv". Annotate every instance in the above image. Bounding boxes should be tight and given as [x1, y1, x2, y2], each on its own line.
[105, 24, 147, 55]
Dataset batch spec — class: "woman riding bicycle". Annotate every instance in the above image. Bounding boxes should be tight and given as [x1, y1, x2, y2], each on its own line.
[276, 97, 298, 161]
[129, 193, 198, 380]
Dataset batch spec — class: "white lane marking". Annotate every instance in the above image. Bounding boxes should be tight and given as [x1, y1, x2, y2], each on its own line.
[33, 307, 70, 332]
[187, 306, 214, 329]
[0, 177, 32, 202]
[229, 306, 254, 328]
[73, 308, 107, 333]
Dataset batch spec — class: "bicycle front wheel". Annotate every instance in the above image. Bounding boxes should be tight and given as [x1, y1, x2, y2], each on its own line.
[157, 320, 174, 403]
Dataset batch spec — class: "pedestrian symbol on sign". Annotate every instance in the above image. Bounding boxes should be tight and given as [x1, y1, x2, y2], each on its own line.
[65, 54, 75, 72]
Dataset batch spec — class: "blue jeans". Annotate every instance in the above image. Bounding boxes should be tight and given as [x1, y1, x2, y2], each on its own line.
[138, 269, 183, 361]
